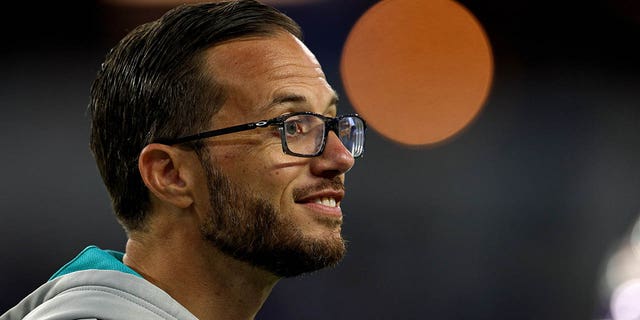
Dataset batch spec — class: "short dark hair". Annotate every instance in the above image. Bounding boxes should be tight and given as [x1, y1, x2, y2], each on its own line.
[89, 0, 302, 231]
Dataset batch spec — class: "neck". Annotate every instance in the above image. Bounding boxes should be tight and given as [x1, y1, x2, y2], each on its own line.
[123, 216, 279, 320]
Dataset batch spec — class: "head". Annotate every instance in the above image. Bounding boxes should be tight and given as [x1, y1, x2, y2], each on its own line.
[89, 0, 301, 230]
[89, 0, 364, 277]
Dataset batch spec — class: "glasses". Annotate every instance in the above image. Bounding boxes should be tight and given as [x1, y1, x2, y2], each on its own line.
[153, 112, 366, 158]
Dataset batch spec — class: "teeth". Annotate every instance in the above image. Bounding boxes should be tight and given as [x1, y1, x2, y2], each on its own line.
[314, 197, 337, 207]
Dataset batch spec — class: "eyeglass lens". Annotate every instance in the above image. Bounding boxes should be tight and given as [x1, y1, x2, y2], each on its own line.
[338, 117, 365, 157]
[282, 114, 365, 157]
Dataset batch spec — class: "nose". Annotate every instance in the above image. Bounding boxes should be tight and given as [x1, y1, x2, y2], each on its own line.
[310, 131, 356, 177]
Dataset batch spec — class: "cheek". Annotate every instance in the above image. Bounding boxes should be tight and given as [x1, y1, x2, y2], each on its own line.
[215, 145, 304, 200]
[264, 168, 289, 192]
[263, 167, 301, 202]
[228, 159, 287, 194]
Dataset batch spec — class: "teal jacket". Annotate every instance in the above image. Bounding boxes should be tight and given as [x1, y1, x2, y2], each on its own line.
[1, 246, 197, 320]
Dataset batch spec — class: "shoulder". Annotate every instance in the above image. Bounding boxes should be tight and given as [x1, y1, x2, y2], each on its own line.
[1, 270, 197, 320]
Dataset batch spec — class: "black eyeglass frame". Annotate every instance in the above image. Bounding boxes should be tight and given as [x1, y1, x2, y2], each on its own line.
[152, 111, 366, 158]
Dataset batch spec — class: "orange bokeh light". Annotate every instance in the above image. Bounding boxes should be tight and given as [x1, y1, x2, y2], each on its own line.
[341, 0, 494, 146]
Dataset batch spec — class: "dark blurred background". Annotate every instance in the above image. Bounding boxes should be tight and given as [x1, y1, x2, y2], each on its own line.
[1, 1, 639, 319]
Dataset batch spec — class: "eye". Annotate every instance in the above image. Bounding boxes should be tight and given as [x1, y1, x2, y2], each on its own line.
[282, 114, 324, 140]
[284, 119, 305, 136]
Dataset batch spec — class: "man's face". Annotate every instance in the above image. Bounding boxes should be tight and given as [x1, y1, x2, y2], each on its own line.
[195, 32, 356, 277]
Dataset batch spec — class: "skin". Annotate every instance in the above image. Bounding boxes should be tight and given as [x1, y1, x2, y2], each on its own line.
[124, 32, 355, 320]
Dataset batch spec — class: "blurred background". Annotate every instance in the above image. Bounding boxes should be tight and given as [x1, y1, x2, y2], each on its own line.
[1, 0, 639, 319]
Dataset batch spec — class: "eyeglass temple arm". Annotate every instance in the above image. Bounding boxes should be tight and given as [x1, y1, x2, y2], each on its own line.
[152, 120, 273, 145]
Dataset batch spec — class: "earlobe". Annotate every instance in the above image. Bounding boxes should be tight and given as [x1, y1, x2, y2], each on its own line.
[138, 144, 194, 208]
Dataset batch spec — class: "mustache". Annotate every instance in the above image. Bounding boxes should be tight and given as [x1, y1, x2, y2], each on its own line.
[292, 177, 345, 201]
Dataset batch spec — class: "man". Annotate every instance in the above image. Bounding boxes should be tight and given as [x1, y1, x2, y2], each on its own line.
[1, 1, 366, 319]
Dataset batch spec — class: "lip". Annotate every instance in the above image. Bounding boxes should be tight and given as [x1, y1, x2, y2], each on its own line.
[295, 190, 345, 217]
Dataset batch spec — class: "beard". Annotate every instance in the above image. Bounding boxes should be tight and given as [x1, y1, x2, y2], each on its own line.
[197, 151, 346, 278]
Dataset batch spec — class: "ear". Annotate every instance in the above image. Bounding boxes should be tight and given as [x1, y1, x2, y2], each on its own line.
[138, 143, 194, 209]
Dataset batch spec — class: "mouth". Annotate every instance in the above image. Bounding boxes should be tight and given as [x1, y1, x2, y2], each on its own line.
[296, 192, 343, 207]
[312, 197, 338, 208]
[292, 179, 346, 216]
[294, 189, 345, 216]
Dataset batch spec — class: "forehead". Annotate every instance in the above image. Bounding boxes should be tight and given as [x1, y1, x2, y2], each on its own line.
[203, 32, 336, 118]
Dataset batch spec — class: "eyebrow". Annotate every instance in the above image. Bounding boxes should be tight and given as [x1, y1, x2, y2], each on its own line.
[265, 92, 339, 113]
